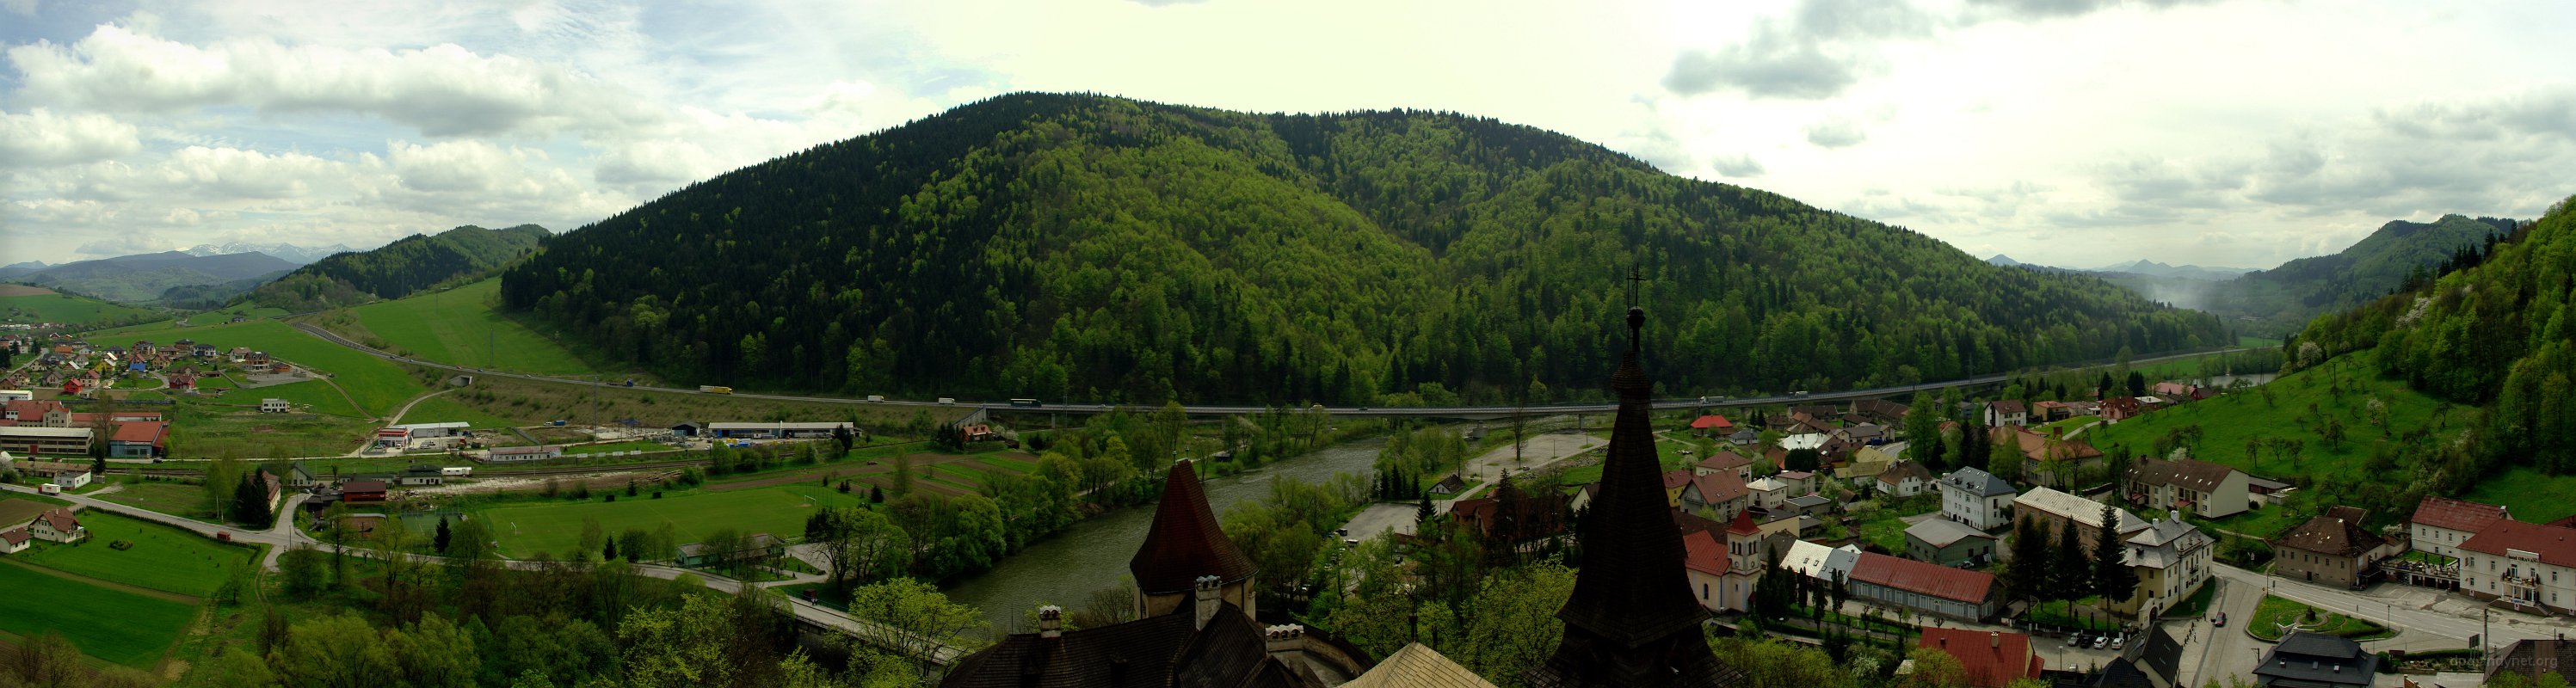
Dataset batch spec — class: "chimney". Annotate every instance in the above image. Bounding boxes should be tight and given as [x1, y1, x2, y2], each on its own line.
[1038, 605, 1062, 639]
[1193, 574, 1222, 630]
[1991, 631, 2001, 648]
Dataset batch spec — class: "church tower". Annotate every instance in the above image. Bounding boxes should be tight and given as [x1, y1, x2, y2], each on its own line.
[1524, 304, 1738, 688]
[1719, 510, 1765, 612]
[1129, 459, 1258, 620]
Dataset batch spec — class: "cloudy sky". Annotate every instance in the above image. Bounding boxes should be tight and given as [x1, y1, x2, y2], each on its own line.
[3, 0, 2572, 269]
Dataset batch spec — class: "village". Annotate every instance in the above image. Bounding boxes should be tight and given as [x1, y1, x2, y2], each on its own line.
[1371, 384, 2576, 688]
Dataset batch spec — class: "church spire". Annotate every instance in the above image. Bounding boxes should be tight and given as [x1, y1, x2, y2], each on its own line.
[1525, 299, 1736, 688]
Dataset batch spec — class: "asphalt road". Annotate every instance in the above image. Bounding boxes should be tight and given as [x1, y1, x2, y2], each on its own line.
[290, 321, 2244, 417]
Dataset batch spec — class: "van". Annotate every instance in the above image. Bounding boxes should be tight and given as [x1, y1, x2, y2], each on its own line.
[39, 483, 61, 494]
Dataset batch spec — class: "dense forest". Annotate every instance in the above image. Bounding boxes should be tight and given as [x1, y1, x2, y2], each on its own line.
[2192, 214, 2513, 335]
[2296, 197, 2571, 476]
[502, 93, 2226, 404]
[254, 224, 549, 310]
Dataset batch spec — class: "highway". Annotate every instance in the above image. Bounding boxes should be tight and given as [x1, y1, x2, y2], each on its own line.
[290, 322, 2246, 418]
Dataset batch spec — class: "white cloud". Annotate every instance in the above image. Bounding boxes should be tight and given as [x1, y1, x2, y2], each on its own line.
[8, 22, 656, 137]
[1803, 117, 1868, 148]
[0, 108, 142, 167]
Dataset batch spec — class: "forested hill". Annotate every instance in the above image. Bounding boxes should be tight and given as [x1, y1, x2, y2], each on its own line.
[252, 224, 549, 310]
[2202, 214, 2513, 334]
[501, 93, 2226, 404]
[2296, 198, 2571, 476]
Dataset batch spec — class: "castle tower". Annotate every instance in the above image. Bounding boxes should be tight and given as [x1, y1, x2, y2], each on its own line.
[1129, 459, 1258, 620]
[1525, 305, 1738, 688]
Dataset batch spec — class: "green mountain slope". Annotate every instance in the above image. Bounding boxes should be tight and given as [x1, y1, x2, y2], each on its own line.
[2297, 196, 2573, 484]
[0, 286, 160, 328]
[251, 224, 550, 310]
[17, 251, 298, 304]
[502, 93, 2227, 404]
[2201, 214, 2512, 334]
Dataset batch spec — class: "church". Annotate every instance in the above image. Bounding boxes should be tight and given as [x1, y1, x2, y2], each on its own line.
[941, 304, 1737, 687]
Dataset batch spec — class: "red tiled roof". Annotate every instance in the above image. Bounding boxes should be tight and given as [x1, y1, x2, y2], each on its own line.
[1682, 529, 1728, 575]
[1129, 460, 1256, 594]
[2412, 495, 2510, 534]
[1850, 551, 1994, 604]
[34, 508, 78, 532]
[0, 528, 28, 546]
[1726, 510, 1761, 535]
[2461, 520, 2576, 568]
[2272, 506, 2385, 557]
[109, 421, 166, 444]
[342, 479, 388, 492]
[1698, 451, 1751, 472]
[1690, 473, 1747, 504]
[1661, 469, 1694, 490]
[1691, 415, 1734, 430]
[1987, 399, 2027, 415]
[1920, 627, 2043, 688]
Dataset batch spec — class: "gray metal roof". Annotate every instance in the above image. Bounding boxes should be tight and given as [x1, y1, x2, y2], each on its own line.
[1940, 467, 2016, 497]
[1905, 518, 1998, 548]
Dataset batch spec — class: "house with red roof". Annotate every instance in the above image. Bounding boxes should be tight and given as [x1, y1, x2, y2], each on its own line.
[1659, 469, 1695, 507]
[1693, 450, 1753, 479]
[2410, 495, 2510, 560]
[27, 508, 85, 543]
[1847, 550, 1999, 621]
[2459, 519, 2576, 616]
[0, 526, 29, 555]
[1919, 627, 2043, 688]
[107, 421, 169, 458]
[1679, 471, 1750, 522]
[1688, 414, 1734, 436]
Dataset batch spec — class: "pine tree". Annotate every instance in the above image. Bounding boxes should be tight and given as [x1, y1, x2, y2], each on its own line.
[2054, 519, 2090, 598]
[603, 537, 619, 562]
[2005, 517, 2044, 601]
[1416, 494, 1433, 523]
[2093, 504, 2142, 606]
[232, 473, 271, 525]
[434, 517, 452, 554]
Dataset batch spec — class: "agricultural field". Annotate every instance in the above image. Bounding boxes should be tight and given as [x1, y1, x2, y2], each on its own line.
[343, 278, 628, 378]
[165, 401, 375, 459]
[0, 288, 157, 327]
[0, 494, 71, 527]
[238, 378, 367, 418]
[0, 562, 200, 667]
[393, 394, 524, 428]
[93, 481, 219, 520]
[74, 318, 428, 416]
[15, 511, 255, 596]
[2085, 363, 2462, 487]
[476, 484, 866, 559]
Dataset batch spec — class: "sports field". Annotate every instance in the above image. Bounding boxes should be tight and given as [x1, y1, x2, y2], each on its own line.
[16, 511, 255, 597]
[478, 485, 865, 559]
[0, 562, 198, 667]
[350, 278, 616, 377]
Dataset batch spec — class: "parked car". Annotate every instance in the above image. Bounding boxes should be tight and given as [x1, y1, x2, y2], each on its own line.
[2067, 633, 2083, 648]
[2111, 636, 2125, 651]
[2092, 636, 2108, 649]
[2212, 611, 2226, 627]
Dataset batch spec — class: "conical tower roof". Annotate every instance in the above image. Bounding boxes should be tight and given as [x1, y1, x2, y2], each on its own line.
[1129, 459, 1255, 595]
[1527, 305, 1735, 688]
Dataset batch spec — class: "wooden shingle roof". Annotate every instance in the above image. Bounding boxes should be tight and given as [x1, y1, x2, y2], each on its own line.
[1128, 460, 1255, 595]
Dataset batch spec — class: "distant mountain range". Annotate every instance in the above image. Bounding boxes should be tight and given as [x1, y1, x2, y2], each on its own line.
[1993, 214, 2517, 335]
[2, 251, 299, 304]
[183, 242, 358, 265]
[250, 224, 551, 310]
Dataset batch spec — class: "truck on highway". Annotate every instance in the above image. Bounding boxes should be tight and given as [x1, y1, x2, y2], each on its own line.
[699, 385, 733, 395]
[866, 395, 885, 402]
[936, 397, 957, 404]
[1009, 398, 1042, 408]
[441, 466, 474, 476]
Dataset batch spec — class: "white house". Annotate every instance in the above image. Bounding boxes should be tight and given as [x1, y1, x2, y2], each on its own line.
[1984, 400, 2030, 427]
[2460, 520, 2576, 616]
[2409, 495, 2509, 561]
[1937, 467, 2018, 531]
[0, 527, 28, 555]
[2111, 513, 2214, 621]
[28, 508, 84, 543]
[259, 398, 291, 413]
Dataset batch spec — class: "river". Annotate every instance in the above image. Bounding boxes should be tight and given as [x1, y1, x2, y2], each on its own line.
[943, 436, 1387, 632]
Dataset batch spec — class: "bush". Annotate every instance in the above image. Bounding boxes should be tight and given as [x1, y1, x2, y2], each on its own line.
[108, 540, 135, 550]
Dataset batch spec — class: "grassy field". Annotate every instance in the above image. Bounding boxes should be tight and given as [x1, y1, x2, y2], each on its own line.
[2467, 467, 2576, 525]
[478, 484, 866, 558]
[0, 290, 157, 327]
[346, 279, 624, 378]
[2039, 415, 2099, 438]
[237, 378, 366, 418]
[0, 562, 199, 666]
[393, 394, 523, 428]
[2085, 363, 2462, 485]
[74, 319, 427, 417]
[2247, 594, 2391, 641]
[16, 511, 254, 596]
[93, 482, 218, 520]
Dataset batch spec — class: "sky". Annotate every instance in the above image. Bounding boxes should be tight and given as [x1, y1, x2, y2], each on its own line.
[3, 0, 2573, 269]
